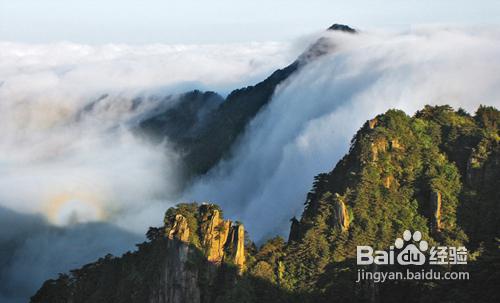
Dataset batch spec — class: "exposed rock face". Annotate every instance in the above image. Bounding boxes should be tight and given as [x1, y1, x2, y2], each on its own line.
[167, 214, 190, 242]
[199, 204, 246, 271]
[371, 138, 388, 161]
[431, 191, 442, 231]
[227, 223, 246, 271]
[31, 237, 206, 303]
[333, 193, 350, 231]
[383, 175, 394, 189]
[31, 105, 500, 303]
[200, 207, 231, 263]
[157, 240, 201, 303]
[389, 139, 402, 150]
[368, 118, 378, 129]
[31, 203, 246, 303]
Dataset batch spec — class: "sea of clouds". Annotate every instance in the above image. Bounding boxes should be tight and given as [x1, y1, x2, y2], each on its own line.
[0, 41, 292, 302]
[186, 27, 500, 239]
[1, 27, 500, 302]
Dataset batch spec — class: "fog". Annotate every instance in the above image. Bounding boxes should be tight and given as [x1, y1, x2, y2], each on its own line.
[0, 41, 291, 302]
[1, 27, 500, 302]
[186, 27, 500, 240]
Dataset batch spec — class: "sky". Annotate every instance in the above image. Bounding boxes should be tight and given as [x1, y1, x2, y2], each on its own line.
[1, 0, 500, 44]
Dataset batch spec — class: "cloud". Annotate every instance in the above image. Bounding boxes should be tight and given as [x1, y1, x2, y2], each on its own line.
[0, 41, 292, 98]
[0, 40, 292, 302]
[2, 26, 500, 302]
[185, 27, 500, 241]
[0, 40, 292, 228]
[0, 206, 141, 303]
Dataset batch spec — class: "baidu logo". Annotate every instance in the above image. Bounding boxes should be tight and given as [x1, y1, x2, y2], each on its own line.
[356, 230, 470, 282]
[357, 230, 428, 265]
[395, 230, 428, 265]
[356, 230, 466, 266]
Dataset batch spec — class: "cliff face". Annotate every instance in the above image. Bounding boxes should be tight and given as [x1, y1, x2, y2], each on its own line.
[169, 204, 246, 269]
[31, 203, 246, 303]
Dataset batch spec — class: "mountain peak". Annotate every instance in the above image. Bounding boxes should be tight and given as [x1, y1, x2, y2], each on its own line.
[327, 23, 356, 33]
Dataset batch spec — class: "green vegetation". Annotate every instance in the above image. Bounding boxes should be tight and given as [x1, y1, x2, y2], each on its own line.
[226, 105, 500, 302]
[32, 105, 500, 303]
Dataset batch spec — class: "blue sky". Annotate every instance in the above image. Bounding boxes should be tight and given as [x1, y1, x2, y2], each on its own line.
[1, 0, 500, 43]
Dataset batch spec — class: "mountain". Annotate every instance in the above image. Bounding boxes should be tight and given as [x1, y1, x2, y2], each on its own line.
[31, 105, 500, 303]
[279, 105, 500, 302]
[138, 24, 357, 178]
[31, 203, 246, 303]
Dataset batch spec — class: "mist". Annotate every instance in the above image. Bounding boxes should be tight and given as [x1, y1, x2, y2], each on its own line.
[185, 27, 500, 240]
[2, 26, 500, 302]
[0, 41, 292, 302]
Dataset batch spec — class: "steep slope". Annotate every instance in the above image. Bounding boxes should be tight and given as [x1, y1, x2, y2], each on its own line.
[138, 24, 357, 177]
[32, 105, 499, 303]
[31, 204, 247, 303]
[266, 105, 500, 302]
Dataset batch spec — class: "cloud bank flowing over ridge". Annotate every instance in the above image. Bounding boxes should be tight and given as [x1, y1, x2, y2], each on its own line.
[0, 41, 292, 229]
[186, 27, 500, 240]
[0, 41, 292, 303]
[2, 26, 500, 302]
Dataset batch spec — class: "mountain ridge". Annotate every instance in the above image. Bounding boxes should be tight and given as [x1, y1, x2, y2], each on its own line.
[31, 104, 500, 303]
[138, 24, 357, 179]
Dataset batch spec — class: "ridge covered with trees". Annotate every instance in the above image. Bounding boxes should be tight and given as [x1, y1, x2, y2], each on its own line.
[32, 105, 500, 303]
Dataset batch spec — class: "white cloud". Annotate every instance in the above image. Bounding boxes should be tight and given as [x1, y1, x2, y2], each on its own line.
[0, 40, 292, 228]
[185, 27, 500, 240]
[0, 40, 292, 302]
[2, 26, 500, 302]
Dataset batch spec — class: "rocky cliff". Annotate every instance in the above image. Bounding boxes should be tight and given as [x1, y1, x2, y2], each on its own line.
[32, 105, 500, 303]
[277, 105, 500, 303]
[31, 203, 246, 303]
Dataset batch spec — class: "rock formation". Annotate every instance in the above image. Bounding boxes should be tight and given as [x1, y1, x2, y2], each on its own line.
[32, 203, 246, 303]
[430, 190, 442, 231]
[368, 117, 378, 129]
[167, 214, 190, 242]
[389, 138, 402, 150]
[199, 206, 231, 263]
[383, 175, 394, 189]
[227, 223, 246, 270]
[333, 193, 350, 231]
[198, 204, 246, 270]
[371, 138, 388, 161]
[31, 105, 500, 303]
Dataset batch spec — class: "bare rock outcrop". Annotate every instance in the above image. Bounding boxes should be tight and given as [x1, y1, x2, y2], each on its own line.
[333, 193, 350, 231]
[430, 191, 442, 231]
[368, 118, 378, 129]
[389, 139, 402, 150]
[167, 214, 190, 242]
[199, 206, 231, 263]
[383, 175, 394, 189]
[227, 223, 246, 270]
[198, 204, 246, 271]
[371, 138, 388, 161]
